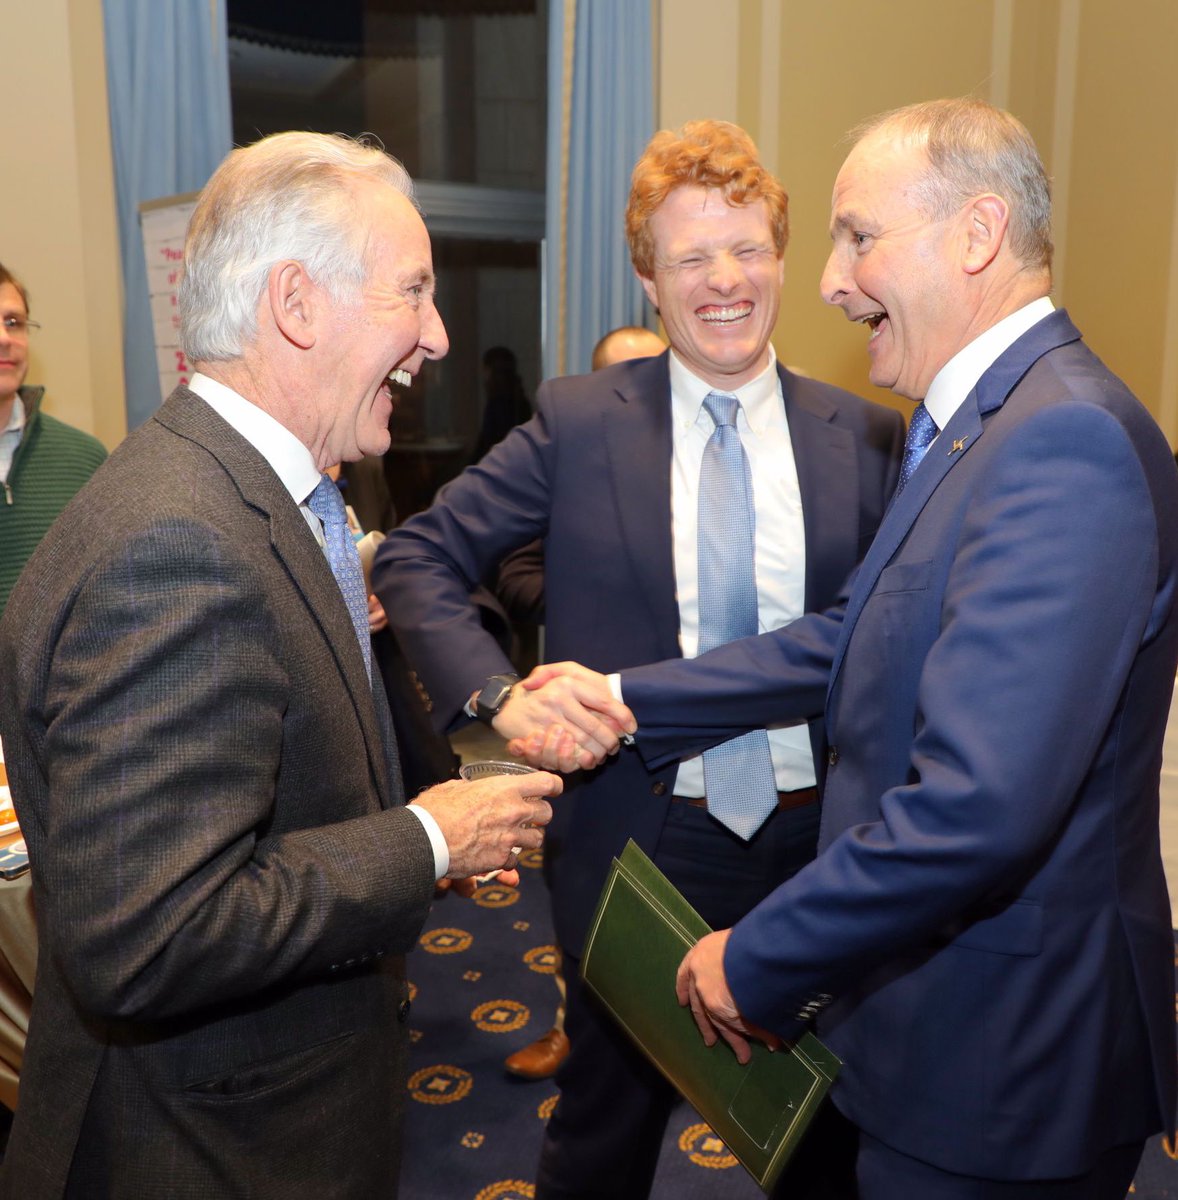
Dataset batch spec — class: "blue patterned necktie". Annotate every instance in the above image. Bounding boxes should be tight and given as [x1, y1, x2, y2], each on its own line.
[897, 401, 938, 493]
[696, 392, 779, 840]
[306, 474, 372, 681]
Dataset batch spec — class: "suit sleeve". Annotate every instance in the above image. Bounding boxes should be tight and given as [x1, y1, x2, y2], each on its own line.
[724, 402, 1166, 1030]
[36, 518, 437, 1022]
[620, 391, 902, 767]
[622, 599, 847, 768]
[494, 539, 545, 624]
[373, 401, 558, 727]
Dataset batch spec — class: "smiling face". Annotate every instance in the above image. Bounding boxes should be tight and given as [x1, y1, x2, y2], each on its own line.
[318, 183, 449, 465]
[820, 134, 970, 401]
[639, 186, 783, 390]
[0, 282, 30, 419]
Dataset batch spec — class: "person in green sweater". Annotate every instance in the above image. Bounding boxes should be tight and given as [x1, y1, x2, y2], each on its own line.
[0, 262, 107, 615]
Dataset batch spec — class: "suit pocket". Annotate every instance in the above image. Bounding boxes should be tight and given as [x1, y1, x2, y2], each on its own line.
[182, 1030, 357, 1102]
[873, 558, 933, 595]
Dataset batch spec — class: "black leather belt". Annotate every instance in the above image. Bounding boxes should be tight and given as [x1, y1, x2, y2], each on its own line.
[670, 786, 818, 813]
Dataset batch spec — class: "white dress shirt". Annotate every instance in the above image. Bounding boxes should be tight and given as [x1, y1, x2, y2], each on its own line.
[187, 374, 449, 877]
[666, 348, 816, 797]
[922, 296, 1055, 437]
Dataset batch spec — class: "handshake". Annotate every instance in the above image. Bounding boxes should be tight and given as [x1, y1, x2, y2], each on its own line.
[492, 662, 638, 773]
[408, 663, 634, 897]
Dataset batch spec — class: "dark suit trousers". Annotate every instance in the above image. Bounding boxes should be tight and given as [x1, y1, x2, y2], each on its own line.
[856, 1133, 1144, 1200]
[534, 799, 821, 1200]
[769, 1105, 1145, 1200]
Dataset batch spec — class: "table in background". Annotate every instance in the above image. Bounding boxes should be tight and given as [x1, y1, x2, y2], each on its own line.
[0, 738, 34, 1111]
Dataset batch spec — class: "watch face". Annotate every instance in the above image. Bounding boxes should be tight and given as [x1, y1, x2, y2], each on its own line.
[476, 675, 516, 720]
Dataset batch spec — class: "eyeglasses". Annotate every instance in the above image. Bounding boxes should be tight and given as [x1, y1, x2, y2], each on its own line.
[1, 316, 40, 337]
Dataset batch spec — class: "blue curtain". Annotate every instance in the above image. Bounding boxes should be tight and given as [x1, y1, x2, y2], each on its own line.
[544, 0, 656, 380]
[102, 0, 232, 429]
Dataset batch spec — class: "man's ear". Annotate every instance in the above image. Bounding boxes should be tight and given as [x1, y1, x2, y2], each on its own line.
[268, 260, 317, 349]
[637, 270, 659, 311]
[962, 194, 1009, 276]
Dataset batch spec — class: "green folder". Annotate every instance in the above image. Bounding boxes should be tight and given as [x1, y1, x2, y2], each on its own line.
[580, 839, 841, 1194]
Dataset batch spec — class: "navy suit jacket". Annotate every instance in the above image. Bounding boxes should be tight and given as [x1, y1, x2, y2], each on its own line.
[621, 312, 1178, 1180]
[374, 352, 903, 955]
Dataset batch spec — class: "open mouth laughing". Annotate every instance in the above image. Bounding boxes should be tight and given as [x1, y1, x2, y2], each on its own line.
[699, 302, 752, 325]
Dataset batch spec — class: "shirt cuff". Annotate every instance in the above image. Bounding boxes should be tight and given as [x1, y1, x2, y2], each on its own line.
[406, 803, 450, 880]
[607, 673, 636, 744]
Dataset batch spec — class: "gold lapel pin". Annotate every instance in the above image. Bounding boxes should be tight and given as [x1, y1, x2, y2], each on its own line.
[949, 437, 969, 455]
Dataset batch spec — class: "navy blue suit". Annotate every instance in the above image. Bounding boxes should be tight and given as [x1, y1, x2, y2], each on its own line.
[375, 351, 902, 1197]
[622, 312, 1178, 1188]
[375, 351, 902, 955]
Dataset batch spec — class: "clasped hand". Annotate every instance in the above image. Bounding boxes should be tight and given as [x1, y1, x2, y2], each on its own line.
[494, 662, 637, 772]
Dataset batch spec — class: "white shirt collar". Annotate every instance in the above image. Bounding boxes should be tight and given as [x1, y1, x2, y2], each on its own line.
[188, 372, 322, 506]
[923, 296, 1055, 432]
[3, 393, 25, 435]
[668, 346, 780, 434]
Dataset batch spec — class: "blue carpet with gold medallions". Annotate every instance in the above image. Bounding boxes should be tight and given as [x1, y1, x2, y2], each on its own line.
[398, 846, 1178, 1199]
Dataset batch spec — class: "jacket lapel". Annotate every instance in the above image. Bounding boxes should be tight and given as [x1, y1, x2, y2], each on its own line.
[601, 354, 682, 662]
[780, 365, 860, 610]
[825, 308, 1085, 698]
[155, 389, 394, 809]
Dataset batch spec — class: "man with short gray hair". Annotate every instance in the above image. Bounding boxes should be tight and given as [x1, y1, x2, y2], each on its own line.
[0, 130, 559, 1198]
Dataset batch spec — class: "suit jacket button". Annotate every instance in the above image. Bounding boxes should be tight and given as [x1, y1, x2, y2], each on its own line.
[651, 781, 667, 796]
[827, 746, 840, 767]
[398, 999, 412, 1023]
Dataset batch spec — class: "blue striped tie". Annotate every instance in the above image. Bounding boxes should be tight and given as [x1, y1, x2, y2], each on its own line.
[306, 474, 372, 681]
[696, 392, 779, 840]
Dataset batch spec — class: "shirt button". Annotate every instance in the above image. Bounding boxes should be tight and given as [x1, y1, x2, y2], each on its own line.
[398, 999, 412, 1023]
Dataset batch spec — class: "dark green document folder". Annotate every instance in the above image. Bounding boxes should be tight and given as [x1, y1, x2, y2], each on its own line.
[580, 839, 840, 1193]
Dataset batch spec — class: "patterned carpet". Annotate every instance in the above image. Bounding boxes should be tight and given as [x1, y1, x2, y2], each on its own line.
[399, 851, 1178, 1198]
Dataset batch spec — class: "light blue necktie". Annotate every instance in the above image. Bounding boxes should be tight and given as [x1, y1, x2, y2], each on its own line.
[306, 474, 372, 681]
[897, 401, 938, 493]
[697, 392, 779, 840]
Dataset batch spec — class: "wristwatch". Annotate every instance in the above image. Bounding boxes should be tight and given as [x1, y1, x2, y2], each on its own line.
[473, 673, 520, 724]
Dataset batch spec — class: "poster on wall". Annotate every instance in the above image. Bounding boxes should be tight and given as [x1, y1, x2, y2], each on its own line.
[139, 193, 198, 405]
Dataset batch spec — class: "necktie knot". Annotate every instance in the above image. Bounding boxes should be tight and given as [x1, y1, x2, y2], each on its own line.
[897, 401, 938, 492]
[307, 473, 348, 528]
[703, 391, 739, 430]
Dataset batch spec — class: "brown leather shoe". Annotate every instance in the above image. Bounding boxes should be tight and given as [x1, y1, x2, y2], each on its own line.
[504, 1027, 570, 1079]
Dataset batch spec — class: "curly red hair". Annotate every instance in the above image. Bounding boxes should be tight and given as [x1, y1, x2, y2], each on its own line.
[626, 120, 788, 278]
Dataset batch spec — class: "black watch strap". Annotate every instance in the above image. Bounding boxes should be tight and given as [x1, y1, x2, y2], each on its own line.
[473, 673, 520, 723]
